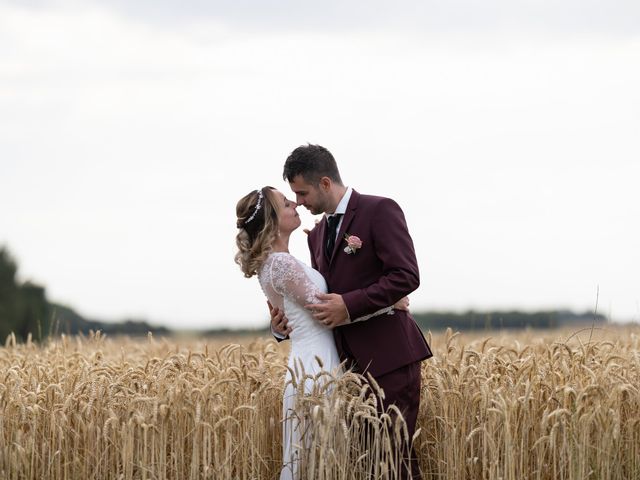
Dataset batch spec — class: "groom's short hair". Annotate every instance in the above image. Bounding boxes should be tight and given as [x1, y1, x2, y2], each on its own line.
[283, 144, 343, 186]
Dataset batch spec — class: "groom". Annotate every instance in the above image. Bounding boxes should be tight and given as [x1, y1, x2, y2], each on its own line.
[271, 144, 432, 479]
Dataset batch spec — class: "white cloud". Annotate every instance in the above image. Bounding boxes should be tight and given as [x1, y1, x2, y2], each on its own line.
[10, 0, 637, 36]
[1, 2, 639, 328]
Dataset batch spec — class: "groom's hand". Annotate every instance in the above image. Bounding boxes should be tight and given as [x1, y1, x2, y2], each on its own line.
[306, 293, 350, 328]
[394, 296, 410, 312]
[268, 301, 291, 337]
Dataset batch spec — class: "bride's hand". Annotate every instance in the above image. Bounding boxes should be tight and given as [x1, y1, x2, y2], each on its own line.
[393, 296, 410, 312]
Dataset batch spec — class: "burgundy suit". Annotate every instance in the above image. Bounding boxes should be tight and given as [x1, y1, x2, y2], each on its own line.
[308, 190, 432, 479]
[308, 190, 432, 375]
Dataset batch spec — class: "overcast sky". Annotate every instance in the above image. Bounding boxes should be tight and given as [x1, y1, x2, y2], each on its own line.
[1, 0, 639, 329]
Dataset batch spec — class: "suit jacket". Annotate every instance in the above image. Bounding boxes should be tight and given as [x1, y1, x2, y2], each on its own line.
[308, 190, 433, 377]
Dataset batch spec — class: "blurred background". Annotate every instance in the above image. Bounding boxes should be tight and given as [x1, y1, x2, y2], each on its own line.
[1, 0, 639, 338]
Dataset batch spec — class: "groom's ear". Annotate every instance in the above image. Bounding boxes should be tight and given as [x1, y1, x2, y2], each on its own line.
[318, 176, 332, 191]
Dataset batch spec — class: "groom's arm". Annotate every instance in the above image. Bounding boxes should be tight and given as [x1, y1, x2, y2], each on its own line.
[341, 198, 420, 320]
[269, 301, 290, 341]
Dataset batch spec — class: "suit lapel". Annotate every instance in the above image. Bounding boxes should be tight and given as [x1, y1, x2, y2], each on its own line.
[329, 190, 360, 265]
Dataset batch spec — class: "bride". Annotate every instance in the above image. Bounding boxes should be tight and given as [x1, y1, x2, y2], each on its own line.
[235, 186, 407, 479]
[235, 186, 341, 479]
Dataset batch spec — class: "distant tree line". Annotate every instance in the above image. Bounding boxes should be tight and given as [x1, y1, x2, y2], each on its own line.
[201, 310, 607, 337]
[49, 303, 170, 337]
[0, 246, 168, 343]
[1, 244, 609, 343]
[411, 310, 606, 331]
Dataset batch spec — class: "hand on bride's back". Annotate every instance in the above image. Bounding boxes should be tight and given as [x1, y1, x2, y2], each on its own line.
[393, 296, 410, 312]
[268, 300, 292, 336]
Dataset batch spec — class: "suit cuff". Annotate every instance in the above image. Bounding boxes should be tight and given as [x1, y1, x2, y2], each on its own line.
[342, 289, 369, 320]
[271, 326, 287, 340]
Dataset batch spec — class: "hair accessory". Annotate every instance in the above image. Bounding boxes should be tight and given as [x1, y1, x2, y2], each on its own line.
[244, 189, 264, 225]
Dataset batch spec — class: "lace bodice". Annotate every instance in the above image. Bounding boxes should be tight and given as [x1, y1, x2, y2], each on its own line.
[258, 252, 331, 345]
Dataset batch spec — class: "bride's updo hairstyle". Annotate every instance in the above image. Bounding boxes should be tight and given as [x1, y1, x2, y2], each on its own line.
[235, 186, 279, 278]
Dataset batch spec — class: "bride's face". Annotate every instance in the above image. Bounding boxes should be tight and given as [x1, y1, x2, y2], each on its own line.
[273, 190, 301, 234]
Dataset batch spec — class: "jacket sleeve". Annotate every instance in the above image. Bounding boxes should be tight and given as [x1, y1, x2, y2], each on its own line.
[341, 198, 420, 320]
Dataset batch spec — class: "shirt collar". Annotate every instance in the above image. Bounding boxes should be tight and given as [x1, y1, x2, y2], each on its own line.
[330, 186, 352, 217]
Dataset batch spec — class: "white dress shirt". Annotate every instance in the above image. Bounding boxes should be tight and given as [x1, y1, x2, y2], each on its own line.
[326, 186, 353, 242]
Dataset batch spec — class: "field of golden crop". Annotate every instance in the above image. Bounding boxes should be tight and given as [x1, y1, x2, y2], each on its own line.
[1, 326, 639, 479]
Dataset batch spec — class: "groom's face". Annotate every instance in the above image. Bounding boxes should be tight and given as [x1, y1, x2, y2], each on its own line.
[288, 175, 329, 215]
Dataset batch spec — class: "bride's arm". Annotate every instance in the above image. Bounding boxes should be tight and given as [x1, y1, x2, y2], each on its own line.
[270, 254, 325, 310]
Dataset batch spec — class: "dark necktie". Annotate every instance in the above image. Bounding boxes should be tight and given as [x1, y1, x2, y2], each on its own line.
[325, 214, 343, 258]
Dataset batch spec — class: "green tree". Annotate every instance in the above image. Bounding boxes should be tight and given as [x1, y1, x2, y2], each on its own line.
[0, 247, 20, 341]
[0, 246, 50, 342]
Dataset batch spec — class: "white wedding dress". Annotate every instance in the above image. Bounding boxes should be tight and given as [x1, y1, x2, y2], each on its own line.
[258, 252, 342, 480]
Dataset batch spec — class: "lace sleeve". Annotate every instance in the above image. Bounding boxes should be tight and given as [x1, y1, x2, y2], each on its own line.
[268, 253, 325, 308]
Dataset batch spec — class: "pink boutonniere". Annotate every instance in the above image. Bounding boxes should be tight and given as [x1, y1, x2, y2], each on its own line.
[343, 234, 363, 254]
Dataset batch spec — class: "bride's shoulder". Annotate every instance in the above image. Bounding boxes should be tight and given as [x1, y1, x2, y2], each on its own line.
[261, 252, 309, 282]
[264, 251, 298, 266]
[266, 251, 292, 259]
[267, 252, 310, 271]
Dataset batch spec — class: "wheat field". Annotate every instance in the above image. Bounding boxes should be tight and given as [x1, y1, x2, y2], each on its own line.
[1, 326, 639, 479]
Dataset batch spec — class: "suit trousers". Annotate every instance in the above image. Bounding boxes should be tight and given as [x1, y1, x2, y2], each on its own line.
[345, 357, 423, 479]
[375, 361, 423, 480]
[335, 332, 424, 478]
